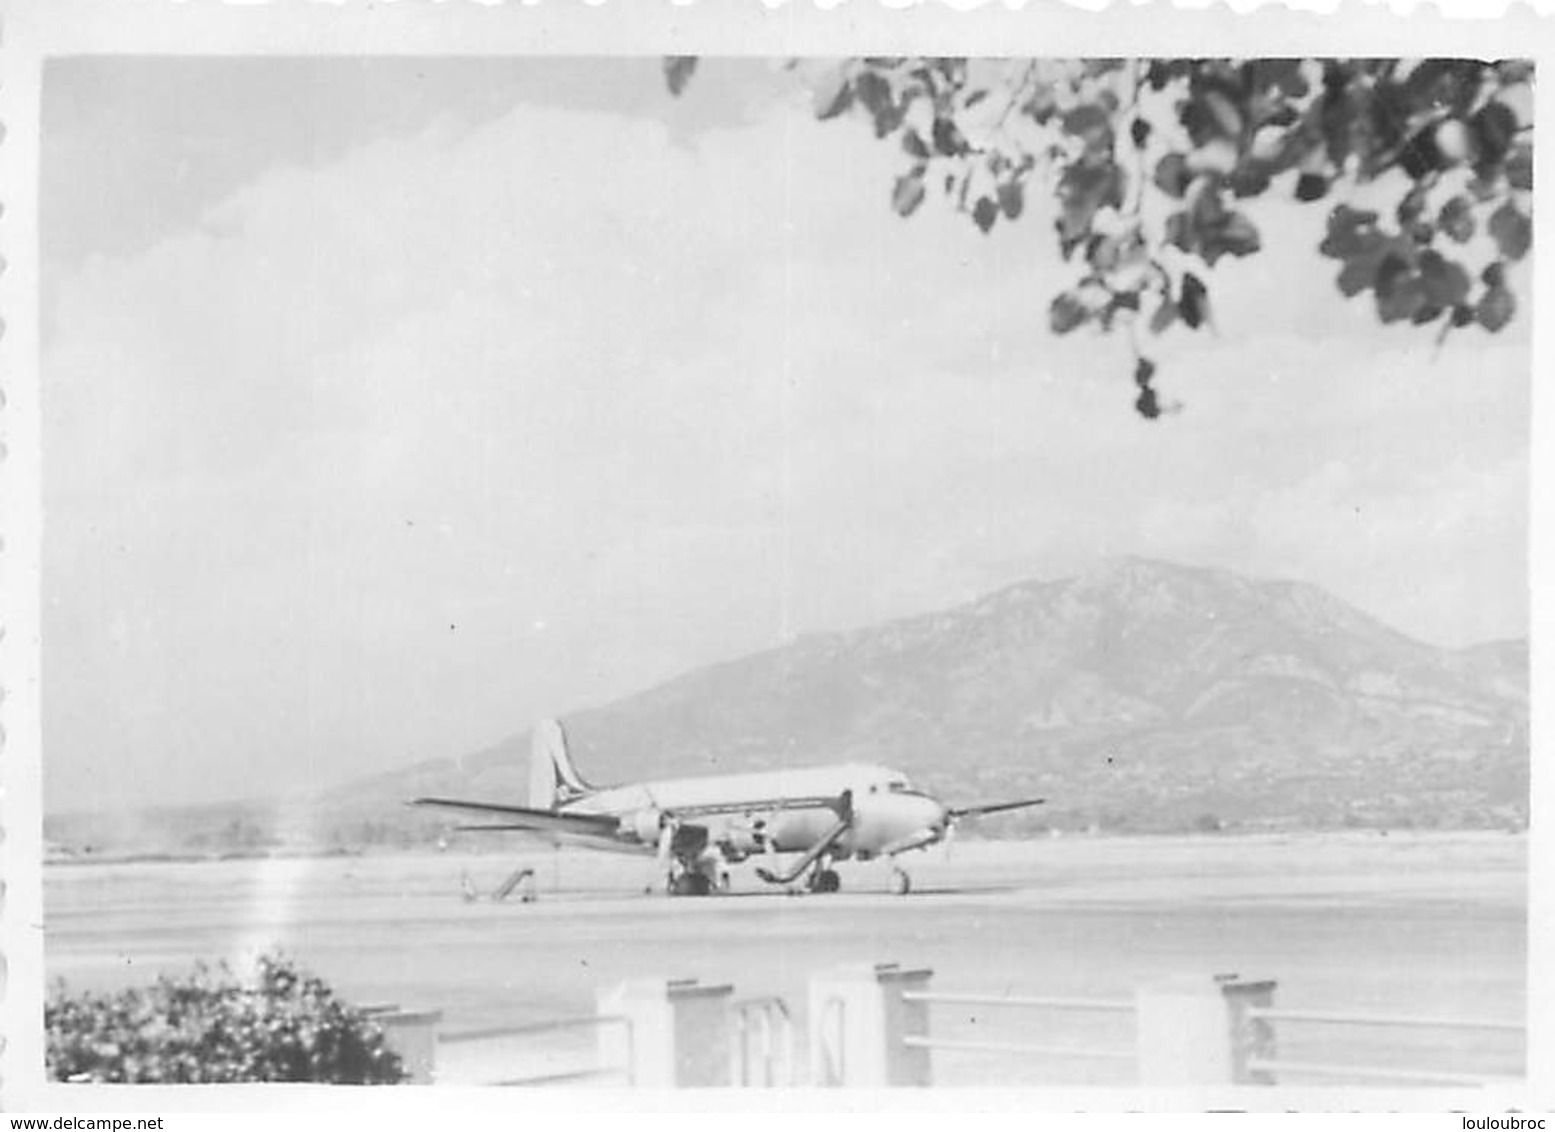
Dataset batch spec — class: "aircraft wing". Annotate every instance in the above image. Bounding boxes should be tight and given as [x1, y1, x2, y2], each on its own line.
[949, 797, 1046, 819]
[410, 797, 624, 841]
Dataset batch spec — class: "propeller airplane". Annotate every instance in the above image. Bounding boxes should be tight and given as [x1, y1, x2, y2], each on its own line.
[411, 719, 1044, 896]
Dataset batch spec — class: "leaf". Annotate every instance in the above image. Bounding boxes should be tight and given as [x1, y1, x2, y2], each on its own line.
[1154, 153, 1191, 199]
[1404, 59, 1479, 114]
[1249, 58, 1309, 99]
[892, 169, 927, 217]
[662, 57, 698, 97]
[1086, 234, 1120, 272]
[1471, 101, 1517, 168]
[1049, 291, 1089, 335]
[1134, 356, 1157, 389]
[972, 196, 999, 234]
[1146, 60, 1179, 91]
[1191, 199, 1260, 267]
[1181, 87, 1239, 146]
[1397, 128, 1443, 179]
[1179, 272, 1209, 330]
[901, 129, 930, 159]
[1130, 117, 1152, 150]
[1149, 296, 1178, 335]
[1164, 211, 1193, 254]
[1477, 284, 1516, 332]
[1377, 278, 1426, 323]
[1202, 90, 1244, 139]
[854, 69, 891, 114]
[1320, 205, 1380, 259]
[1135, 387, 1162, 420]
[1319, 69, 1357, 166]
[1507, 143, 1533, 191]
[1438, 195, 1476, 243]
[1227, 164, 1271, 199]
[1395, 183, 1428, 227]
[932, 116, 969, 157]
[1374, 254, 1425, 324]
[1363, 83, 1412, 165]
[812, 67, 855, 121]
[1417, 250, 1471, 308]
[1057, 161, 1122, 248]
[1217, 211, 1261, 258]
[1024, 87, 1059, 124]
[1062, 103, 1110, 139]
[1373, 252, 1411, 299]
[1295, 172, 1329, 202]
[855, 69, 901, 137]
[1497, 60, 1535, 85]
[1488, 202, 1531, 262]
[1467, 173, 1500, 202]
[997, 178, 1024, 221]
[1334, 254, 1375, 294]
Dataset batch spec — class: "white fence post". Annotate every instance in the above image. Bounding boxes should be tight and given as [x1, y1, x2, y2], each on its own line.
[372, 1008, 442, 1084]
[1135, 974, 1276, 1086]
[807, 962, 934, 1086]
[597, 977, 735, 1086]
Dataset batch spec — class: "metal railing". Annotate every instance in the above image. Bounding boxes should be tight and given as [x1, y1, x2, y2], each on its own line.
[900, 990, 1135, 1069]
[377, 967, 1526, 1089]
[730, 996, 797, 1086]
[1242, 1005, 1525, 1087]
[439, 1013, 633, 1086]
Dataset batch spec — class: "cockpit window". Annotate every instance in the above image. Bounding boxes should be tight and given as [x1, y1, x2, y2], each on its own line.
[887, 779, 910, 792]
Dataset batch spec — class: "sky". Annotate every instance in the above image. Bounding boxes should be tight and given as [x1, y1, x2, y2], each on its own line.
[41, 57, 1530, 812]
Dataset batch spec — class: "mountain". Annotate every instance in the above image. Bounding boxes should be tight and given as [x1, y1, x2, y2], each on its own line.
[328, 557, 1529, 838]
[48, 558, 1528, 856]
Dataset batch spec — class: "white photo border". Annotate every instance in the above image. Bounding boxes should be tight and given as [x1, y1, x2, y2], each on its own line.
[0, 0, 1549, 1116]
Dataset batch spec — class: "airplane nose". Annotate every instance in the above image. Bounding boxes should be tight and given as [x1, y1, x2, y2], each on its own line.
[920, 795, 951, 834]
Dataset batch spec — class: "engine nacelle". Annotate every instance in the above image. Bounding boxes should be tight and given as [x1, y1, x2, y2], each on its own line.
[621, 807, 665, 844]
[620, 808, 709, 855]
[716, 817, 770, 860]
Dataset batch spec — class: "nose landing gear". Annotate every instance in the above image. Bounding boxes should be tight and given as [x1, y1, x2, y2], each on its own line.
[889, 864, 912, 895]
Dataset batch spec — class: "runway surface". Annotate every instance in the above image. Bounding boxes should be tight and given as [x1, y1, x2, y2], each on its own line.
[46, 832, 1527, 1087]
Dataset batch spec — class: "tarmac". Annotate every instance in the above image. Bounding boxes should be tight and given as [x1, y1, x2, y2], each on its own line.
[45, 831, 1528, 1087]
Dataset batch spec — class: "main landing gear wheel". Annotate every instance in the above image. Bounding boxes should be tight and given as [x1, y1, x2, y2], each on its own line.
[669, 872, 713, 896]
[807, 868, 842, 894]
[890, 868, 912, 896]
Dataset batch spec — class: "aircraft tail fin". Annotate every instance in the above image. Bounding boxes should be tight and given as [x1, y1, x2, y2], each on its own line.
[528, 718, 595, 811]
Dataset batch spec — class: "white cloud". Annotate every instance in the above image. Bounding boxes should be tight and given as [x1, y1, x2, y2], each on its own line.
[43, 95, 1529, 808]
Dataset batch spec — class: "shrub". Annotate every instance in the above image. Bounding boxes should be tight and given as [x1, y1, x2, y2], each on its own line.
[47, 954, 405, 1084]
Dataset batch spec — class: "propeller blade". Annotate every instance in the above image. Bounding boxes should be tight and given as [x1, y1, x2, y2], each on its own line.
[655, 819, 676, 888]
[948, 797, 1046, 819]
[878, 825, 942, 858]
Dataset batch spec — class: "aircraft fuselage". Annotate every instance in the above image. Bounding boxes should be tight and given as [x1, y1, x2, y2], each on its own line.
[564, 761, 948, 862]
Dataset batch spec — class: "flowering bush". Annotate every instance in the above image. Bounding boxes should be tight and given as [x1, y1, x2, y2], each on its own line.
[47, 954, 406, 1084]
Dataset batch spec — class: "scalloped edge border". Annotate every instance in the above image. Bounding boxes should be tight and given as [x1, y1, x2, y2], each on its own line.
[0, 0, 1550, 1115]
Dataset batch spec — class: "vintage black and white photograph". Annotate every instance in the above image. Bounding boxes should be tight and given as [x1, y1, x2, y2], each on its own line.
[1, 2, 1546, 1112]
